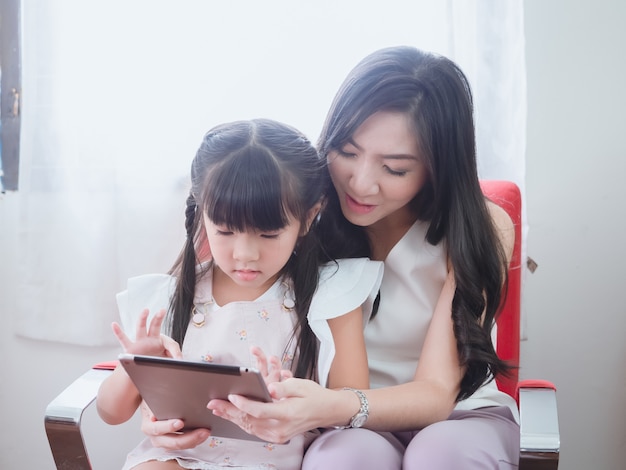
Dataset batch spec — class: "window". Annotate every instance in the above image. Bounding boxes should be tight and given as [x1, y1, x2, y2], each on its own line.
[0, 0, 21, 192]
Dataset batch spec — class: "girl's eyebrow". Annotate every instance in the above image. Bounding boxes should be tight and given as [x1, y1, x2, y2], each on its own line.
[344, 138, 419, 161]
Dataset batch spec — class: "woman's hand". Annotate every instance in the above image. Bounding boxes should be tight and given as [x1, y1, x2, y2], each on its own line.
[140, 402, 211, 450]
[112, 308, 182, 359]
[207, 377, 334, 444]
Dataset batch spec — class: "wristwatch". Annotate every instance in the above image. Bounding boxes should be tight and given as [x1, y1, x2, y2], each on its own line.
[335, 387, 369, 429]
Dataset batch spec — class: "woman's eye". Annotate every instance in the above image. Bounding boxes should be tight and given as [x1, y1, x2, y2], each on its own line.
[337, 148, 357, 158]
[384, 166, 408, 177]
[260, 233, 280, 239]
[215, 230, 233, 236]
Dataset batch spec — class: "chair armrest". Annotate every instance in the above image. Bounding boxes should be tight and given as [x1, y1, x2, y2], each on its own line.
[44, 363, 115, 470]
[517, 380, 560, 469]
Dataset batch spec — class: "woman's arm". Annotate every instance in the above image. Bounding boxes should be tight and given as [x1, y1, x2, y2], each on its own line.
[326, 306, 369, 390]
[364, 269, 462, 429]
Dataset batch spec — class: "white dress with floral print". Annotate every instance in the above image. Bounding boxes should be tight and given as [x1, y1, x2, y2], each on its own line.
[115, 258, 383, 470]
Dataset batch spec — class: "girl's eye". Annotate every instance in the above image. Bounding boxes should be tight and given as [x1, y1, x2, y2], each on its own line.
[215, 229, 233, 236]
[384, 166, 408, 177]
[260, 233, 280, 239]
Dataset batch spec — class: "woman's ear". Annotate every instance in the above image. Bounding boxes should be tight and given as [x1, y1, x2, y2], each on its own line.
[303, 201, 324, 234]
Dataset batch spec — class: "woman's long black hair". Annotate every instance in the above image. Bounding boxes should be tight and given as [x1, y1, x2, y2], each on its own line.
[166, 119, 332, 380]
[317, 46, 513, 400]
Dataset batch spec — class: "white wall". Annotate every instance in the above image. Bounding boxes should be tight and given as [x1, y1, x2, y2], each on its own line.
[1, 0, 625, 468]
[521, 0, 626, 469]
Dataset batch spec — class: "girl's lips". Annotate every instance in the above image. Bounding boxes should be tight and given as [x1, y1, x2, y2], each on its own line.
[235, 270, 259, 281]
[345, 194, 376, 215]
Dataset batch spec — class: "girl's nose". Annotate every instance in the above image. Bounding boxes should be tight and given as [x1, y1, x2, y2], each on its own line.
[232, 234, 259, 262]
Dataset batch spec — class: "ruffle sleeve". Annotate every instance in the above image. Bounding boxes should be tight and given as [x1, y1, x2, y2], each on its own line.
[115, 273, 176, 340]
[308, 258, 384, 387]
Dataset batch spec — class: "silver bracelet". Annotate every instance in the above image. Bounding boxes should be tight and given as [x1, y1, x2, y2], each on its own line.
[334, 387, 369, 429]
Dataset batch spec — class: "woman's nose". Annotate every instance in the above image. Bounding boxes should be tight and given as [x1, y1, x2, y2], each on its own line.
[349, 161, 379, 196]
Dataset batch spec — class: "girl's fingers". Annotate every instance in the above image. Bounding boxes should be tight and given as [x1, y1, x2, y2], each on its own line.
[251, 346, 269, 377]
[134, 309, 150, 339]
[162, 334, 183, 359]
[150, 428, 211, 450]
[147, 309, 166, 337]
[112, 322, 132, 351]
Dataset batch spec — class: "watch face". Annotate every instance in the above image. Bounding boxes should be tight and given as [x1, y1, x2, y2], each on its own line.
[351, 413, 368, 428]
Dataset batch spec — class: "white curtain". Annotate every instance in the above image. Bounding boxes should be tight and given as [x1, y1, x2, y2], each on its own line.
[16, 0, 526, 345]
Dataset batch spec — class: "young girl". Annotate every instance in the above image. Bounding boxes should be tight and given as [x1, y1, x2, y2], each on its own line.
[96, 118, 383, 470]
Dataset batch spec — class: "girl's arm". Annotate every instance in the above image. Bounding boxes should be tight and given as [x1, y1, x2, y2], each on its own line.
[97, 364, 143, 425]
[326, 306, 369, 390]
[96, 309, 182, 425]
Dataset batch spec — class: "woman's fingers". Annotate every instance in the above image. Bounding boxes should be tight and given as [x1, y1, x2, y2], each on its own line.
[207, 398, 287, 443]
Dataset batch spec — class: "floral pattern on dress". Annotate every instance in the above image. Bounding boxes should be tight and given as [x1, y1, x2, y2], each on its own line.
[207, 438, 222, 448]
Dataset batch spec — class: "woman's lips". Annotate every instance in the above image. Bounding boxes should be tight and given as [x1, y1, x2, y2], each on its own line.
[345, 194, 376, 215]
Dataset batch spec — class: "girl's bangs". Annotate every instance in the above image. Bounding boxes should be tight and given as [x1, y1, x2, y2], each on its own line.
[202, 148, 290, 232]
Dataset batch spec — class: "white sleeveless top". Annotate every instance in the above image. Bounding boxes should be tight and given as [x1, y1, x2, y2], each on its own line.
[364, 220, 519, 422]
[115, 258, 383, 470]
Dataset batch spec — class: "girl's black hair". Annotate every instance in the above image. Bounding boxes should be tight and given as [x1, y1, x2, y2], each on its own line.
[317, 46, 513, 400]
[167, 119, 332, 380]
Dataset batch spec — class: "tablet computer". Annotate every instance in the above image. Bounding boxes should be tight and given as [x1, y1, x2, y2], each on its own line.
[118, 353, 272, 441]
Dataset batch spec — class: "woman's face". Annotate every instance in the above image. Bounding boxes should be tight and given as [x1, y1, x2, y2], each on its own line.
[327, 110, 428, 230]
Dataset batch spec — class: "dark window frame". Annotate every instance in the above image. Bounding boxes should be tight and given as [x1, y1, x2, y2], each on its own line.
[0, 0, 21, 192]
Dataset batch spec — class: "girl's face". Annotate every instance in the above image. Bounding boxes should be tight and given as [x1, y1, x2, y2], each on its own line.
[202, 212, 302, 296]
[327, 110, 427, 230]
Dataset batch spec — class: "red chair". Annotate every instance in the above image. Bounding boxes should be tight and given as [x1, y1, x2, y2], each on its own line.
[481, 180, 560, 469]
[45, 180, 559, 469]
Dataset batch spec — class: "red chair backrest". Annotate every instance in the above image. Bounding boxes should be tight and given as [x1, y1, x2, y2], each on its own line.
[479, 180, 522, 399]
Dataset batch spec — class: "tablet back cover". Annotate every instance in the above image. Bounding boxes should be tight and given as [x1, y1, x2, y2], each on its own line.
[119, 353, 271, 441]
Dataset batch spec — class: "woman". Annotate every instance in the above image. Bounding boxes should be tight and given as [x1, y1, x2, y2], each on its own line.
[152, 46, 520, 469]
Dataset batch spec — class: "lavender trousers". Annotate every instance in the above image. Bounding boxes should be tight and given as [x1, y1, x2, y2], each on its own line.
[301, 406, 520, 470]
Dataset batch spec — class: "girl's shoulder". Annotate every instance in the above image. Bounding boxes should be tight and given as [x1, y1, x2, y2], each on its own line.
[310, 258, 383, 320]
[116, 273, 176, 337]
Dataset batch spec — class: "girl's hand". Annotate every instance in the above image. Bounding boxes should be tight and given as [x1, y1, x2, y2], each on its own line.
[112, 308, 182, 358]
[140, 402, 210, 450]
[250, 346, 293, 386]
[207, 377, 332, 444]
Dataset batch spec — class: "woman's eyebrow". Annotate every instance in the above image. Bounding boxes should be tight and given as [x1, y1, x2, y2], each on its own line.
[381, 153, 419, 161]
[345, 139, 418, 161]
